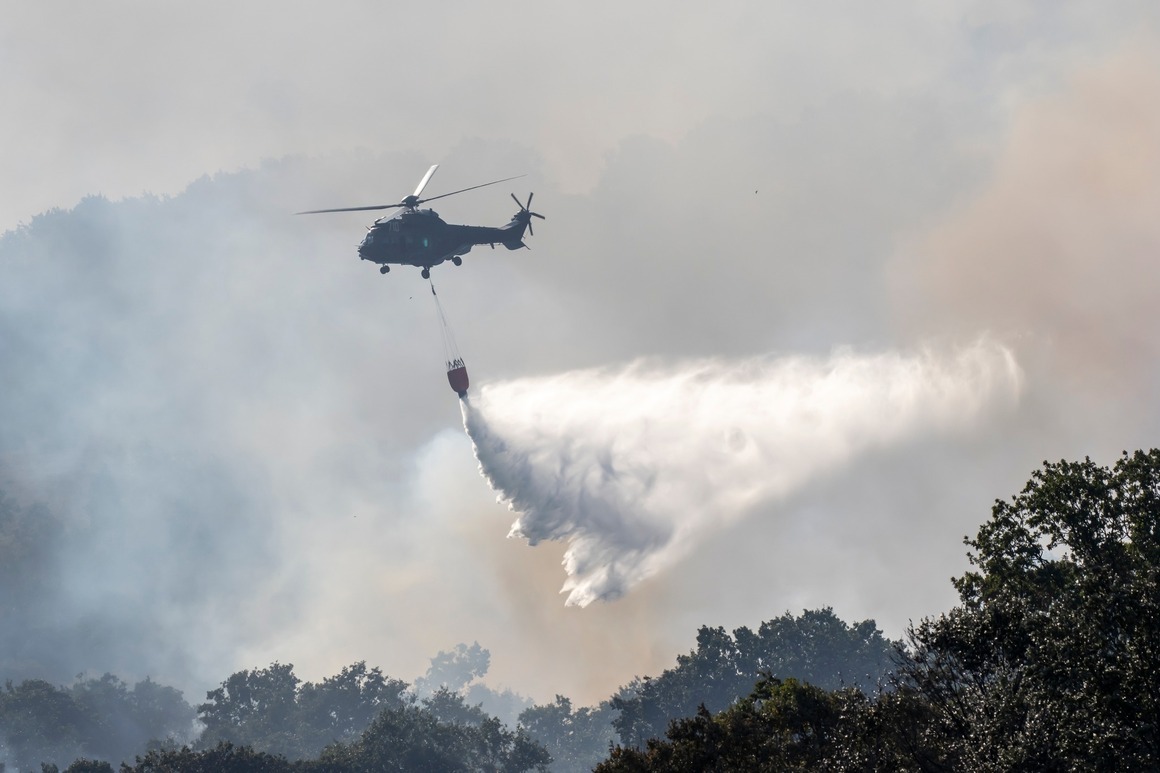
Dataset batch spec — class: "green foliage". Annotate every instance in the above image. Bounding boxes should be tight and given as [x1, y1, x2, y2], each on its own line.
[0, 679, 86, 771]
[738, 609, 895, 691]
[518, 695, 618, 773]
[117, 703, 551, 772]
[198, 662, 302, 756]
[198, 661, 408, 761]
[122, 742, 293, 773]
[413, 643, 491, 696]
[14, 452, 1160, 771]
[598, 675, 982, 771]
[597, 677, 848, 772]
[71, 674, 195, 763]
[596, 451, 1160, 770]
[421, 688, 490, 728]
[414, 643, 532, 728]
[610, 608, 897, 747]
[293, 662, 410, 755]
[901, 450, 1160, 770]
[0, 674, 194, 771]
[63, 760, 114, 773]
[307, 706, 550, 773]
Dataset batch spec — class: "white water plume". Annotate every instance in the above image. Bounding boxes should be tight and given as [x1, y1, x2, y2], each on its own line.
[463, 340, 1022, 606]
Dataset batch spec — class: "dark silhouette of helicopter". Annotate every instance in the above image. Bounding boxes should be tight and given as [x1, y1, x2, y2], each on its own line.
[297, 165, 545, 278]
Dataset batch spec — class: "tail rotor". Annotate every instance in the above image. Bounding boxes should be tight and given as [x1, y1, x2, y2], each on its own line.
[511, 193, 546, 237]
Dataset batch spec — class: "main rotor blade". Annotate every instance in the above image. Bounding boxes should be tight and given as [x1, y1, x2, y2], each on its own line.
[418, 175, 526, 205]
[531, 212, 546, 219]
[296, 172, 527, 215]
[295, 204, 402, 215]
[413, 164, 439, 198]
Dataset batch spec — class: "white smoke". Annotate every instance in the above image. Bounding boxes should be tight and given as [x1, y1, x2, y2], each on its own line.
[463, 340, 1022, 607]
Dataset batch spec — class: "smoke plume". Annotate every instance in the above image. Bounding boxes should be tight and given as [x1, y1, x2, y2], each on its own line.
[464, 341, 1023, 606]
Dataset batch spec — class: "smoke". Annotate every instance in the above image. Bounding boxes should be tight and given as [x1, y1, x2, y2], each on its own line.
[463, 341, 1022, 606]
[4, 16, 1157, 707]
[888, 44, 1160, 455]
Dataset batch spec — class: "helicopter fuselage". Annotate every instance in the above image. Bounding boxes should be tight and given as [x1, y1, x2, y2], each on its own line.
[296, 164, 543, 277]
[357, 208, 528, 270]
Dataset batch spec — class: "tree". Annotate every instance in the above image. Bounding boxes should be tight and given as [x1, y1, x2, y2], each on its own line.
[122, 742, 293, 773]
[0, 674, 193, 771]
[596, 452, 1160, 771]
[462, 683, 532, 731]
[63, 760, 114, 773]
[198, 661, 411, 761]
[736, 608, 895, 691]
[598, 677, 846, 772]
[69, 673, 195, 764]
[308, 705, 550, 773]
[294, 662, 408, 755]
[610, 609, 896, 746]
[197, 662, 302, 757]
[129, 677, 198, 748]
[901, 451, 1160, 770]
[413, 643, 532, 729]
[518, 695, 618, 773]
[0, 679, 87, 771]
[413, 643, 491, 697]
[421, 688, 489, 728]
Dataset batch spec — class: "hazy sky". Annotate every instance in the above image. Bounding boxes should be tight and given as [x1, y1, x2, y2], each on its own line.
[3, 2, 1160, 708]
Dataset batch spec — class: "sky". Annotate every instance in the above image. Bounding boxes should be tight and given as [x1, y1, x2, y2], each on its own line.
[3, 1, 1160, 709]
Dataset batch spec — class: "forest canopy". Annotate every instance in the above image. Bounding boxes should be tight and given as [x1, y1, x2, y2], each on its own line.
[3, 452, 1159, 771]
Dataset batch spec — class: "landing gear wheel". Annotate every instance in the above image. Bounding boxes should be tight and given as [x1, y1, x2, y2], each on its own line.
[421, 268, 430, 279]
[379, 265, 390, 274]
[451, 256, 462, 266]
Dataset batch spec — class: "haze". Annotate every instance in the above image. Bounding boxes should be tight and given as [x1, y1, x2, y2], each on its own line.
[3, 2, 1160, 708]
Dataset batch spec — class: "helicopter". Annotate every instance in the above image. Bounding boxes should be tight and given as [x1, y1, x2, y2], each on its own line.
[296, 164, 545, 278]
